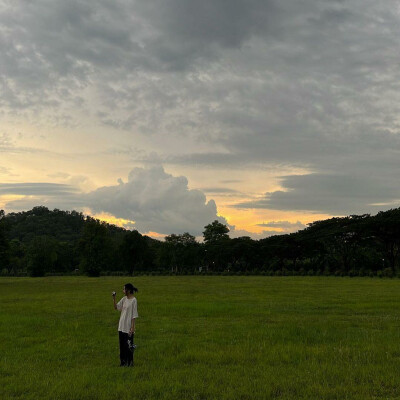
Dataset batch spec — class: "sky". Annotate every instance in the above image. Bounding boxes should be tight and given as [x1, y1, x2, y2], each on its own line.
[1, 0, 400, 239]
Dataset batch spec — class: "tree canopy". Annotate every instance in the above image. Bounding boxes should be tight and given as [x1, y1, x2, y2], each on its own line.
[2, 206, 400, 278]
[203, 220, 230, 244]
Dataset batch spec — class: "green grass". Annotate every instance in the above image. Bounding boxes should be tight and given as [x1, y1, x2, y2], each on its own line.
[1, 276, 400, 399]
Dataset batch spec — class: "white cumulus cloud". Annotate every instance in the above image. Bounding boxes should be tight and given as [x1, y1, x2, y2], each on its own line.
[85, 165, 227, 235]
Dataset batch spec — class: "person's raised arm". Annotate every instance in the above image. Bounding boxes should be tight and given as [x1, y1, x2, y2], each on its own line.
[112, 291, 117, 310]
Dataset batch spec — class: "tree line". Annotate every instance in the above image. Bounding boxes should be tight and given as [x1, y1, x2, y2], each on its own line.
[0, 206, 400, 277]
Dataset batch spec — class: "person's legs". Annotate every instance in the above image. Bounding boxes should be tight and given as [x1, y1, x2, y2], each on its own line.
[119, 331, 132, 366]
[127, 334, 134, 366]
[118, 331, 126, 366]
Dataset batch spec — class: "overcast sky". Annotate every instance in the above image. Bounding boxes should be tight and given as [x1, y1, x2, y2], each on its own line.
[1, 0, 399, 238]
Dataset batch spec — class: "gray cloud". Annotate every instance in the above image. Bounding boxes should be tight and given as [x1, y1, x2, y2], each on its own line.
[1, 166, 228, 236]
[136, 0, 280, 70]
[230, 219, 307, 239]
[0, 0, 278, 112]
[256, 221, 306, 231]
[86, 166, 228, 235]
[0, 183, 79, 196]
[1, 182, 84, 211]
[2, 0, 400, 219]
[234, 173, 400, 215]
[201, 188, 240, 194]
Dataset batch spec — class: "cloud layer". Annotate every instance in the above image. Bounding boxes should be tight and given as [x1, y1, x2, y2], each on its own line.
[86, 166, 228, 235]
[1, 0, 400, 223]
[1, 166, 228, 236]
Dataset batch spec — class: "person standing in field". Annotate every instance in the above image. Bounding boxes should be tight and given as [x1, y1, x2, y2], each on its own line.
[112, 283, 138, 367]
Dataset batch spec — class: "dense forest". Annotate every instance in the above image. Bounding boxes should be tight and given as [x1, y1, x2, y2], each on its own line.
[0, 206, 400, 277]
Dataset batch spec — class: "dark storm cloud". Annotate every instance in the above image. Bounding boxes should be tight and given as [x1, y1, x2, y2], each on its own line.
[2, 0, 397, 116]
[137, 0, 280, 69]
[0, 0, 279, 106]
[0, 0, 143, 111]
[145, 0, 278, 47]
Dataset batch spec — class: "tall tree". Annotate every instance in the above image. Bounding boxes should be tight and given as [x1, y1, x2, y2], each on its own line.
[203, 220, 229, 244]
[164, 233, 199, 272]
[203, 221, 230, 271]
[120, 230, 150, 274]
[165, 232, 197, 246]
[26, 236, 58, 277]
[370, 209, 400, 271]
[79, 217, 110, 276]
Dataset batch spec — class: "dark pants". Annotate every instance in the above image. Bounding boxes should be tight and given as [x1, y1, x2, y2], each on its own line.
[118, 331, 134, 366]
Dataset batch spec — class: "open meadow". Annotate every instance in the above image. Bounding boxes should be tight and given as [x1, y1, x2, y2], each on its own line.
[1, 276, 400, 399]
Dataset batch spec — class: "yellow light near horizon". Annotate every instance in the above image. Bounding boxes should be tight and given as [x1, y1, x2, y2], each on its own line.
[145, 231, 166, 239]
[218, 205, 332, 234]
[88, 211, 135, 229]
[88, 212, 165, 239]
[0, 195, 27, 210]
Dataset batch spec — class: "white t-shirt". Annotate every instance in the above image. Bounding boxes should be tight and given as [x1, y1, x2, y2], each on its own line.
[117, 296, 139, 333]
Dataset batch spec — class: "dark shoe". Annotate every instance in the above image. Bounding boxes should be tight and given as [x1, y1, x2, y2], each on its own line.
[119, 362, 126, 367]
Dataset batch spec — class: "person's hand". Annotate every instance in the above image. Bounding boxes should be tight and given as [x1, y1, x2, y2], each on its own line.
[129, 328, 135, 336]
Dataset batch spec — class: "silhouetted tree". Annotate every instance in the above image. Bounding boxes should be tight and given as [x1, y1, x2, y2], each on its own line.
[226, 236, 257, 271]
[369, 209, 400, 271]
[79, 217, 110, 276]
[120, 230, 150, 274]
[4, 205, 400, 277]
[164, 232, 200, 272]
[8, 239, 24, 274]
[26, 236, 58, 277]
[203, 221, 230, 271]
[203, 220, 229, 244]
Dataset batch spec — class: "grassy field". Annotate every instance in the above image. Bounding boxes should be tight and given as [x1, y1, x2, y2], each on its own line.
[1, 276, 400, 399]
